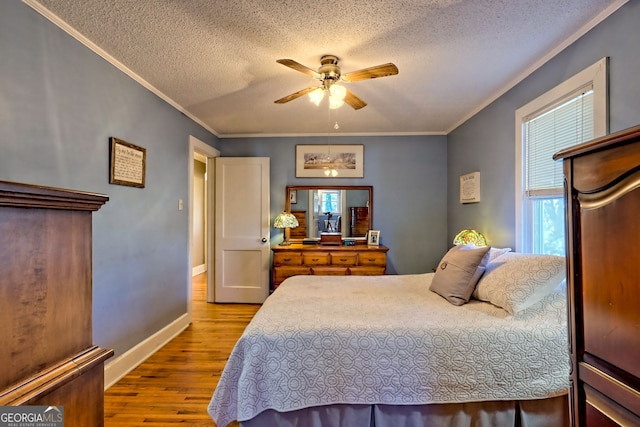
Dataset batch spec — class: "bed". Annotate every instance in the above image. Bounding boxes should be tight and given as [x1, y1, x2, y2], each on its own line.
[208, 248, 570, 427]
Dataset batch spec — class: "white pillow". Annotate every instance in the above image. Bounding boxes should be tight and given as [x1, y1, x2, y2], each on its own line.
[473, 252, 565, 314]
[488, 247, 511, 262]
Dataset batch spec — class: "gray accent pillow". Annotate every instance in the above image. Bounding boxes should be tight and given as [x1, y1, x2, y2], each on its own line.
[429, 244, 491, 306]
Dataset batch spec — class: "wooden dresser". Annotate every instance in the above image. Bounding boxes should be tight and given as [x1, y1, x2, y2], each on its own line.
[272, 243, 389, 289]
[0, 181, 112, 427]
[554, 125, 640, 426]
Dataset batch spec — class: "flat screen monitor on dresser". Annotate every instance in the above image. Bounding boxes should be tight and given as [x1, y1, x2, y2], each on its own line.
[285, 185, 373, 242]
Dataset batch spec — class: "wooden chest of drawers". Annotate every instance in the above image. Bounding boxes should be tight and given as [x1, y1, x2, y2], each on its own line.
[272, 244, 388, 289]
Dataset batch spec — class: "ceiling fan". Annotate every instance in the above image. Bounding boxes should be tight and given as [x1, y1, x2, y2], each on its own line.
[274, 55, 398, 110]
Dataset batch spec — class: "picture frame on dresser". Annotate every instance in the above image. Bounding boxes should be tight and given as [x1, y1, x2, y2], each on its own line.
[367, 230, 380, 246]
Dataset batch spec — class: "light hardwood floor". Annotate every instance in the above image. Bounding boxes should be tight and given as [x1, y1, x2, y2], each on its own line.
[104, 273, 260, 427]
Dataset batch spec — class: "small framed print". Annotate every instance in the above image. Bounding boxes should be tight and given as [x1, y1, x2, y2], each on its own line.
[367, 230, 380, 246]
[460, 171, 480, 203]
[109, 137, 146, 188]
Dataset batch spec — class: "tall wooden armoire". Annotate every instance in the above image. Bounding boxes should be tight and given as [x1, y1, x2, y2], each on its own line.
[554, 125, 640, 426]
[0, 181, 113, 426]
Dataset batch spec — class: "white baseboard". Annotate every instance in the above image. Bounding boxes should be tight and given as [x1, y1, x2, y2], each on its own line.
[104, 313, 191, 390]
[192, 264, 206, 276]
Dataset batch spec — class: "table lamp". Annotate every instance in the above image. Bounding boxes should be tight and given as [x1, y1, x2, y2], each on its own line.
[453, 229, 487, 246]
[274, 212, 299, 246]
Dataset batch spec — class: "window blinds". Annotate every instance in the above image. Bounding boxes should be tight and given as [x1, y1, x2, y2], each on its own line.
[524, 87, 594, 196]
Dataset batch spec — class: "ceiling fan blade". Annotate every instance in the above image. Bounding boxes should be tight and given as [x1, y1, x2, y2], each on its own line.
[274, 86, 319, 104]
[276, 59, 322, 79]
[344, 90, 367, 110]
[341, 63, 399, 82]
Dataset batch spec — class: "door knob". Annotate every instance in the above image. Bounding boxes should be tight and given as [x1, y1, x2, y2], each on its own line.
[261, 237, 268, 243]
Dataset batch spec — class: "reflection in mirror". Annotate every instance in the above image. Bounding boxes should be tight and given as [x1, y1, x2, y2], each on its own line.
[285, 186, 372, 241]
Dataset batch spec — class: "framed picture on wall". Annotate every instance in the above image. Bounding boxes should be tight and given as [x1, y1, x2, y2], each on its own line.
[109, 137, 146, 188]
[460, 171, 480, 203]
[367, 230, 380, 246]
[296, 144, 364, 178]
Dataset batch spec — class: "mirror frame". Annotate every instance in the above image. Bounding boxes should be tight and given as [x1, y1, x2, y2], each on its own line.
[285, 185, 373, 242]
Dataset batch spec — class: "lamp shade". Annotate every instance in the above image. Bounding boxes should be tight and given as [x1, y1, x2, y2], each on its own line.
[274, 212, 299, 229]
[308, 88, 325, 106]
[453, 229, 487, 246]
[329, 84, 347, 100]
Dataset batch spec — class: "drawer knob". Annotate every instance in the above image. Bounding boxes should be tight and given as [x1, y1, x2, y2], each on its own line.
[284, 258, 291, 262]
[339, 258, 347, 262]
[368, 258, 375, 262]
[312, 258, 319, 261]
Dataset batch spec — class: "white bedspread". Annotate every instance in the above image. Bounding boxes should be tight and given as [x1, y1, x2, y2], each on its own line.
[208, 273, 569, 427]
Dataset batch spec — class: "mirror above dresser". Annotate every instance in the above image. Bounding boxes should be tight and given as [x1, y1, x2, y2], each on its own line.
[285, 185, 373, 242]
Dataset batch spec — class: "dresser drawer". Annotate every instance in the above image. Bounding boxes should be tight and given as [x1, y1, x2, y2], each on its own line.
[311, 266, 349, 276]
[273, 252, 303, 266]
[349, 266, 386, 276]
[272, 244, 388, 291]
[273, 266, 311, 284]
[303, 252, 330, 266]
[358, 252, 386, 266]
[330, 252, 357, 266]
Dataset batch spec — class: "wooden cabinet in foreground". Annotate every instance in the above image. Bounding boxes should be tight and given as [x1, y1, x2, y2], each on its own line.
[272, 243, 389, 289]
[0, 181, 112, 427]
[554, 125, 640, 427]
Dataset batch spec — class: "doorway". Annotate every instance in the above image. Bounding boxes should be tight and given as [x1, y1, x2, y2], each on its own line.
[188, 135, 219, 317]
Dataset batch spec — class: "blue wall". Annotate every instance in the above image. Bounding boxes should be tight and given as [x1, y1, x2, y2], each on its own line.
[2, 0, 638, 363]
[447, 1, 640, 249]
[220, 135, 449, 274]
[0, 2, 218, 357]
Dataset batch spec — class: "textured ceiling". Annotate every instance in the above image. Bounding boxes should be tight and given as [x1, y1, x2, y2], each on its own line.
[28, 0, 623, 137]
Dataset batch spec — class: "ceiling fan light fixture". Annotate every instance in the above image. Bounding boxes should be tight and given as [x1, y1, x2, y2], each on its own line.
[329, 84, 347, 108]
[329, 96, 344, 109]
[308, 88, 325, 106]
[275, 56, 397, 110]
[329, 84, 346, 101]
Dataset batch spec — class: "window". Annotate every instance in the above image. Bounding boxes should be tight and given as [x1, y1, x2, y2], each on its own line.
[515, 58, 608, 254]
[316, 189, 342, 214]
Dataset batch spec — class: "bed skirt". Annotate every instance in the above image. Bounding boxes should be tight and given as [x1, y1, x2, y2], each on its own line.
[240, 395, 568, 427]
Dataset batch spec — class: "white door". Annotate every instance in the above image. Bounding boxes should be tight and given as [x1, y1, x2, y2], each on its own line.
[214, 157, 270, 303]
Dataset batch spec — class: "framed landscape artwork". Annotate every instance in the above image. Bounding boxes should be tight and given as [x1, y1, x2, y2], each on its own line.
[296, 144, 364, 178]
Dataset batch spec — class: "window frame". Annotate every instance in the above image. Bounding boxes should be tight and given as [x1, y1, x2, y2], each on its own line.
[316, 189, 342, 215]
[515, 58, 608, 253]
